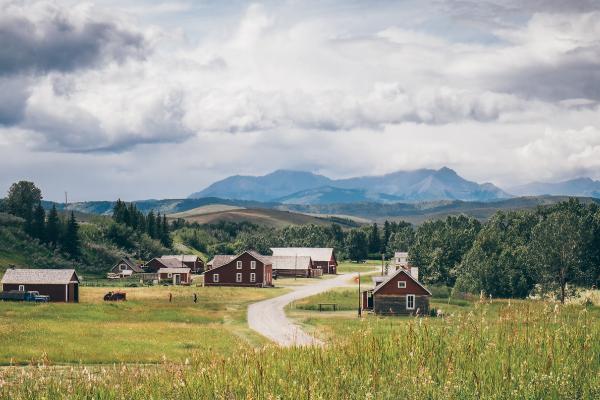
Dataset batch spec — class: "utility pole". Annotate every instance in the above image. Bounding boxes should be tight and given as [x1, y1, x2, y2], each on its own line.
[358, 272, 361, 317]
[381, 253, 384, 276]
[64, 191, 68, 209]
[294, 253, 297, 280]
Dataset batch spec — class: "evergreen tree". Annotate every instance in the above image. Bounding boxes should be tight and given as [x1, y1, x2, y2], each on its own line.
[147, 210, 157, 239]
[160, 214, 172, 248]
[345, 230, 369, 262]
[367, 223, 381, 254]
[30, 202, 46, 241]
[46, 205, 61, 248]
[382, 220, 392, 251]
[62, 211, 81, 258]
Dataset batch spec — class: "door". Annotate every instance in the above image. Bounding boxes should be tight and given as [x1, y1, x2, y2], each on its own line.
[174, 274, 181, 285]
[367, 292, 373, 309]
[74, 284, 79, 303]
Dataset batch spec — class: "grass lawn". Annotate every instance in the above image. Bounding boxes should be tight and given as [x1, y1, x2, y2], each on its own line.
[0, 285, 286, 365]
[336, 259, 381, 274]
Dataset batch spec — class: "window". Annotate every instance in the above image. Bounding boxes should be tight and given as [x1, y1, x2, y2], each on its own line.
[236, 261, 242, 269]
[119, 264, 126, 271]
[406, 294, 415, 310]
[18, 285, 24, 291]
[250, 261, 256, 269]
[213, 274, 219, 283]
[168, 273, 172, 278]
[398, 281, 406, 289]
[236, 273, 242, 282]
[250, 273, 256, 283]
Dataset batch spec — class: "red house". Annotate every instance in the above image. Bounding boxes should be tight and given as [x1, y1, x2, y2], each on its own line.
[270, 248, 338, 274]
[1, 268, 80, 303]
[362, 267, 431, 316]
[203, 251, 273, 287]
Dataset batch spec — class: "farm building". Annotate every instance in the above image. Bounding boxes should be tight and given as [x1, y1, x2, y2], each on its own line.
[160, 255, 204, 273]
[266, 256, 322, 278]
[270, 247, 338, 274]
[1, 268, 80, 303]
[108, 257, 143, 278]
[204, 251, 273, 287]
[157, 268, 191, 285]
[206, 255, 235, 270]
[394, 252, 409, 270]
[361, 267, 431, 316]
[145, 257, 195, 273]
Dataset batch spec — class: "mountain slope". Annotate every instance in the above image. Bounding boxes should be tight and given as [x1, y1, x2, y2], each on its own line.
[189, 167, 511, 203]
[508, 178, 600, 198]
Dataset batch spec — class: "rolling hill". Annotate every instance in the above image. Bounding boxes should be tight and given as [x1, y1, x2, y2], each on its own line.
[508, 178, 600, 198]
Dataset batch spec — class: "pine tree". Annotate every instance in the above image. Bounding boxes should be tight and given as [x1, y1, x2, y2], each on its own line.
[368, 223, 381, 254]
[160, 214, 172, 248]
[147, 210, 157, 239]
[62, 211, 81, 258]
[46, 205, 61, 248]
[31, 202, 46, 242]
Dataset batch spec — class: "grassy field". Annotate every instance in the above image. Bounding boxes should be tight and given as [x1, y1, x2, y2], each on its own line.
[1, 299, 598, 399]
[0, 285, 286, 365]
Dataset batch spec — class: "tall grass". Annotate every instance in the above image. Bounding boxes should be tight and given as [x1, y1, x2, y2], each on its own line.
[1, 302, 598, 399]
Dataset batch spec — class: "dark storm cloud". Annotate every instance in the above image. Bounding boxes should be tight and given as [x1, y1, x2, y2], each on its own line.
[0, 8, 147, 76]
[0, 76, 30, 124]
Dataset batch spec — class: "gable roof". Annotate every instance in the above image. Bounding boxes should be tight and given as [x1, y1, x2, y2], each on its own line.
[206, 251, 271, 272]
[373, 268, 431, 296]
[113, 257, 143, 273]
[1, 269, 80, 285]
[150, 258, 188, 269]
[266, 256, 312, 270]
[208, 255, 236, 269]
[161, 255, 201, 263]
[158, 267, 191, 274]
[270, 248, 334, 262]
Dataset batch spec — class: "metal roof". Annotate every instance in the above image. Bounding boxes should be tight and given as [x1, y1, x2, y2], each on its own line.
[161, 255, 201, 263]
[270, 248, 334, 262]
[266, 256, 312, 270]
[1, 269, 79, 285]
[158, 268, 191, 274]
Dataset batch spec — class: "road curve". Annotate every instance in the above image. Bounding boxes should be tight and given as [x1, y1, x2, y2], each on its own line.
[248, 274, 355, 347]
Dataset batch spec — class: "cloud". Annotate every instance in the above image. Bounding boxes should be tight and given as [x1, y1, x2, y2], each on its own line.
[0, 1, 147, 76]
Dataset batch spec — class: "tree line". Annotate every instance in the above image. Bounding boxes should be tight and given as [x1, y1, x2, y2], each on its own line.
[112, 200, 172, 248]
[2, 181, 81, 258]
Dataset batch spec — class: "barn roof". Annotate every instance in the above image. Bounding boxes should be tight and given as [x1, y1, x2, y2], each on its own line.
[1, 269, 79, 285]
[113, 257, 144, 273]
[158, 268, 191, 274]
[161, 255, 201, 263]
[266, 256, 312, 270]
[153, 258, 189, 269]
[270, 248, 334, 262]
[208, 255, 236, 269]
[372, 268, 431, 296]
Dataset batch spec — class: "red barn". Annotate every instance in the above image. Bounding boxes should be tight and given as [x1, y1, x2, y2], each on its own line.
[157, 268, 191, 285]
[203, 251, 272, 287]
[270, 248, 337, 274]
[1, 268, 80, 303]
[362, 268, 431, 316]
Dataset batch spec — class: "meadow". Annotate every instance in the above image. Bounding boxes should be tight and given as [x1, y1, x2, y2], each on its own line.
[0, 285, 286, 365]
[0, 299, 598, 399]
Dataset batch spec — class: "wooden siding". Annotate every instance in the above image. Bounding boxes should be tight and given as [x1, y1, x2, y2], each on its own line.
[158, 271, 190, 285]
[2, 283, 79, 303]
[373, 294, 429, 316]
[204, 252, 272, 287]
[375, 270, 430, 296]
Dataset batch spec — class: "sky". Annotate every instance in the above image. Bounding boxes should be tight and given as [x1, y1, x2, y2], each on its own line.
[1, 0, 600, 201]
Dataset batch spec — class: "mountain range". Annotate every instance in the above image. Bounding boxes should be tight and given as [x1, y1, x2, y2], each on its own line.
[508, 178, 600, 198]
[189, 167, 512, 204]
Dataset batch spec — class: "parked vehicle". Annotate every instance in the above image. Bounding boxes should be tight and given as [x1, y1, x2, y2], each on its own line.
[0, 290, 50, 302]
[103, 291, 127, 301]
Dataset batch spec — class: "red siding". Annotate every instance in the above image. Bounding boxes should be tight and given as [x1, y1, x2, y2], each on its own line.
[204, 252, 272, 287]
[158, 272, 190, 284]
[2, 283, 78, 303]
[375, 270, 430, 296]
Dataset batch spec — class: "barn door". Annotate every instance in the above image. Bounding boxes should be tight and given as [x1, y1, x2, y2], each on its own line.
[174, 274, 181, 285]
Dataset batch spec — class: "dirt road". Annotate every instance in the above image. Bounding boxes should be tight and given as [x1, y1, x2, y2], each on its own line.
[247, 274, 356, 347]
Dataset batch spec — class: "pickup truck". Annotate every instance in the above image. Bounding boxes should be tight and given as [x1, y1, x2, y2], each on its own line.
[0, 290, 50, 302]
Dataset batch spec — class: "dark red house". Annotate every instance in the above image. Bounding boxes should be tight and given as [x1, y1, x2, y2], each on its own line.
[1, 268, 80, 303]
[160, 255, 204, 273]
[203, 251, 273, 287]
[145, 257, 196, 273]
[270, 248, 338, 274]
[362, 268, 431, 316]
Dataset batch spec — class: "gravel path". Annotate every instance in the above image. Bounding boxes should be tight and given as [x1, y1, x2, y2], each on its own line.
[247, 274, 355, 347]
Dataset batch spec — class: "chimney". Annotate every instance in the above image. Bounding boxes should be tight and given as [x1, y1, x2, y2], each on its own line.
[410, 267, 419, 282]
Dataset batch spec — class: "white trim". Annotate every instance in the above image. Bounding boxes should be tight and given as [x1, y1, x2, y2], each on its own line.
[236, 272, 242, 283]
[168, 273, 173, 278]
[397, 281, 406, 289]
[18, 285, 24, 291]
[406, 294, 415, 310]
[213, 274, 219, 283]
[250, 261, 256, 269]
[236, 261, 242, 269]
[373, 269, 432, 296]
[65, 284, 68, 302]
[250, 273, 256, 283]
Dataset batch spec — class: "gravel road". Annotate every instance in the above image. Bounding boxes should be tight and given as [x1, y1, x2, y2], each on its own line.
[247, 274, 356, 347]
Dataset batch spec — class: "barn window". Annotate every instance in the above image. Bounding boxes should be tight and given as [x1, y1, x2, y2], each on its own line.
[213, 274, 219, 283]
[236, 261, 242, 269]
[168, 273, 172, 278]
[406, 294, 415, 310]
[236, 273, 242, 282]
[250, 273, 256, 283]
[250, 261, 256, 269]
[119, 264, 126, 271]
[18, 285, 24, 291]
[398, 281, 406, 288]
